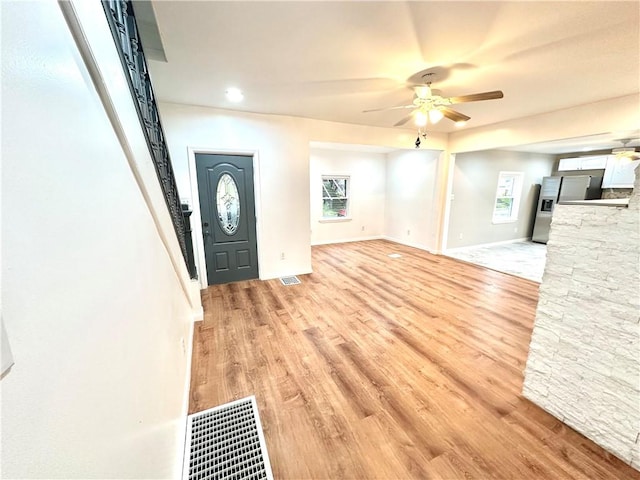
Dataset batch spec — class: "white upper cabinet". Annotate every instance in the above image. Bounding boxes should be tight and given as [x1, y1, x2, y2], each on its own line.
[558, 157, 581, 171]
[602, 156, 640, 188]
[558, 155, 608, 171]
[579, 156, 609, 170]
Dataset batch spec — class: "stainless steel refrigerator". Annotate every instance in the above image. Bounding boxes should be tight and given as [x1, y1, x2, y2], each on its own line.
[531, 175, 602, 244]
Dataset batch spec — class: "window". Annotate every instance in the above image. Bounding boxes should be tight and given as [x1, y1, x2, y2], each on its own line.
[492, 172, 524, 223]
[322, 176, 349, 219]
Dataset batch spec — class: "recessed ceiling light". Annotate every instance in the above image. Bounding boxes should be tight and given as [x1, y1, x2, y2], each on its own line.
[225, 87, 244, 102]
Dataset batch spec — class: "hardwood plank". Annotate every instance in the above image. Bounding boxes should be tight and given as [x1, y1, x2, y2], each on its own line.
[189, 240, 640, 479]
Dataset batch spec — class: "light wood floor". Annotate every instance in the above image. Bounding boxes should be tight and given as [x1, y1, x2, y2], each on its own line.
[190, 240, 639, 479]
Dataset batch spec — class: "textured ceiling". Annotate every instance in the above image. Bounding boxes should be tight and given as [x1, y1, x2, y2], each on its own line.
[144, 1, 639, 142]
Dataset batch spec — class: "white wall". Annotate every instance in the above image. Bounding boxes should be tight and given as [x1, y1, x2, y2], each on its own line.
[446, 150, 555, 249]
[159, 102, 448, 280]
[385, 150, 441, 251]
[310, 147, 386, 245]
[160, 105, 314, 281]
[1, 2, 194, 478]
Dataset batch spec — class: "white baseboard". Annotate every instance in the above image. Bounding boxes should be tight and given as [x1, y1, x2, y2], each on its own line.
[179, 318, 195, 479]
[381, 236, 435, 254]
[260, 268, 314, 281]
[311, 235, 383, 246]
[181, 318, 195, 415]
[444, 236, 532, 254]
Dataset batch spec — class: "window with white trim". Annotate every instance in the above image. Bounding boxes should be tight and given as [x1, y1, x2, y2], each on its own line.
[322, 176, 349, 219]
[492, 171, 524, 223]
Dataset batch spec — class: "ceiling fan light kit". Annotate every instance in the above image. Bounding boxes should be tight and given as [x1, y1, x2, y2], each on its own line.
[428, 109, 444, 123]
[612, 139, 640, 161]
[415, 110, 428, 127]
[364, 71, 504, 131]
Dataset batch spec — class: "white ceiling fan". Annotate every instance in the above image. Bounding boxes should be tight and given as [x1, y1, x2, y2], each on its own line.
[612, 139, 640, 161]
[363, 73, 504, 127]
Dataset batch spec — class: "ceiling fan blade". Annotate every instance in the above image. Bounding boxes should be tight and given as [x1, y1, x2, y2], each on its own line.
[616, 151, 640, 160]
[449, 90, 504, 104]
[363, 104, 414, 113]
[394, 111, 417, 127]
[440, 107, 470, 123]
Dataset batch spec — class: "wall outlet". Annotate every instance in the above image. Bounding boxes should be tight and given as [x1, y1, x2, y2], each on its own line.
[459, 233, 463, 239]
[361, 226, 365, 231]
[280, 252, 285, 260]
[514, 227, 518, 233]
[407, 229, 411, 236]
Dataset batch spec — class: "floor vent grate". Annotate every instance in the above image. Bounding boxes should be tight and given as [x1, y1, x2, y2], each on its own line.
[279, 276, 301, 286]
[388, 253, 402, 258]
[184, 396, 273, 480]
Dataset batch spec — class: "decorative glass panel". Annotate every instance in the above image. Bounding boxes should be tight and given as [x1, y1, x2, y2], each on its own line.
[216, 174, 240, 235]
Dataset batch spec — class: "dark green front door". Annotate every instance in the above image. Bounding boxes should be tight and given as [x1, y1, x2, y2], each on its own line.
[195, 154, 258, 285]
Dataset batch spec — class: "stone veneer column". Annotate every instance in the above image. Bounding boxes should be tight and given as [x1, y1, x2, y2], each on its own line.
[523, 166, 640, 469]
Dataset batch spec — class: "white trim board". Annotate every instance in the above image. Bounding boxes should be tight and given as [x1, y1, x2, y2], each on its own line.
[178, 318, 196, 478]
[312, 236, 435, 253]
[262, 268, 314, 281]
[311, 235, 383, 246]
[192, 305, 204, 322]
[187, 147, 264, 290]
[443, 237, 532, 254]
[381, 236, 435, 254]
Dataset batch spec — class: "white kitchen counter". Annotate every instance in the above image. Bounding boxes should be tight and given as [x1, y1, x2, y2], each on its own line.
[559, 198, 629, 207]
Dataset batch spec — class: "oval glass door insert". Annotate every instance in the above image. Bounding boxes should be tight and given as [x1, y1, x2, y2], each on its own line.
[216, 173, 240, 235]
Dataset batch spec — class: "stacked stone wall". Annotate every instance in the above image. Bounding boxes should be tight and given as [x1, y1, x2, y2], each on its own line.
[523, 167, 640, 468]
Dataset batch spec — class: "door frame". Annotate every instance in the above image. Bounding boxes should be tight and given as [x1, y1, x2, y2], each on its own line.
[187, 146, 263, 289]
